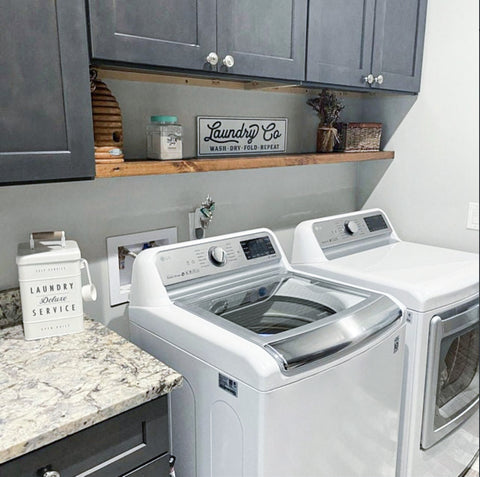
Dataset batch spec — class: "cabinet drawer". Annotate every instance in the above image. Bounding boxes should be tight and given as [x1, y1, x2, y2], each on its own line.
[123, 454, 170, 476]
[0, 397, 168, 477]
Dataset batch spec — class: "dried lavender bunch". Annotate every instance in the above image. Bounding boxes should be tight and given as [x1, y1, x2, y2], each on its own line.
[307, 89, 344, 126]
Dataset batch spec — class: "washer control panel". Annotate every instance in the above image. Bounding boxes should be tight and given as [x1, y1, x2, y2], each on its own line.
[157, 232, 280, 286]
[313, 211, 392, 250]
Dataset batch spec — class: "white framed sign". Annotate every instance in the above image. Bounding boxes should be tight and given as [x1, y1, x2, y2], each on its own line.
[197, 117, 288, 156]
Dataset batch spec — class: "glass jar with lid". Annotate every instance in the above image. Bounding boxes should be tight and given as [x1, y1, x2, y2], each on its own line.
[146, 115, 183, 160]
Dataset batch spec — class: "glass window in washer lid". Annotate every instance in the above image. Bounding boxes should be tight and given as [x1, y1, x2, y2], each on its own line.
[183, 274, 366, 336]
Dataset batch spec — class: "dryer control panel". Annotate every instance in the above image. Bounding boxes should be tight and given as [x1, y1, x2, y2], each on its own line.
[156, 231, 280, 286]
[313, 211, 394, 252]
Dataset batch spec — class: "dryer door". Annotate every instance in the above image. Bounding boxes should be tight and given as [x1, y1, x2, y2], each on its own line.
[421, 299, 479, 449]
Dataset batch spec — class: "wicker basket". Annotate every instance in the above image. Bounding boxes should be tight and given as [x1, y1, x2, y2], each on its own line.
[334, 122, 382, 152]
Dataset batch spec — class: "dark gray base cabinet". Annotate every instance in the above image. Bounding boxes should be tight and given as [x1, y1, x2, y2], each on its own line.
[306, 0, 428, 93]
[0, 1, 94, 185]
[87, 0, 307, 81]
[0, 397, 169, 477]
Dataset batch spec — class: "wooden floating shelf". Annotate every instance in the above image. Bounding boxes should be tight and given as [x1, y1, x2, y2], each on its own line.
[95, 151, 394, 178]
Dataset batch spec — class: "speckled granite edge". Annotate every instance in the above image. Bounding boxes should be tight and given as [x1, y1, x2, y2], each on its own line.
[0, 288, 22, 329]
[0, 317, 183, 464]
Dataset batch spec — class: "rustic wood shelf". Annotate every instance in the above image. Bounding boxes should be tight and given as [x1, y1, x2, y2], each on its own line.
[95, 151, 394, 178]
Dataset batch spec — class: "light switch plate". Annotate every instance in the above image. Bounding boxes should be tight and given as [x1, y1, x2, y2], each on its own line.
[467, 202, 479, 230]
[107, 227, 177, 306]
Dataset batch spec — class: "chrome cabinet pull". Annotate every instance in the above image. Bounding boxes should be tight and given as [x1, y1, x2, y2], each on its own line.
[364, 74, 374, 84]
[206, 52, 219, 66]
[375, 74, 384, 85]
[43, 471, 61, 477]
[222, 55, 235, 68]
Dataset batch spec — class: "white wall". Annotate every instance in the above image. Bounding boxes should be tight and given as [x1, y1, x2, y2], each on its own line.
[357, 0, 479, 253]
[0, 83, 363, 336]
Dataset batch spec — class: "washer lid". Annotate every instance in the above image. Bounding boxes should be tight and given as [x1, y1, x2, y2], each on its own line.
[176, 272, 402, 371]
[303, 242, 479, 312]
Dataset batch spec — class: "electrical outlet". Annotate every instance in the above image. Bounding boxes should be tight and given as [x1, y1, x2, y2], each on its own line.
[467, 202, 479, 231]
[106, 227, 177, 306]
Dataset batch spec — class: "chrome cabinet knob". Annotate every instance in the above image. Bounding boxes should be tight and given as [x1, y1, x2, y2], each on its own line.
[375, 74, 384, 85]
[43, 471, 61, 477]
[206, 52, 219, 66]
[364, 74, 374, 84]
[222, 55, 235, 68]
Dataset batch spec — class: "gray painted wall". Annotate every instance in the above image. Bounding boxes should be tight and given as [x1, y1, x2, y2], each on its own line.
[357, 0, 479, 253]
[0, 83, 362, 336]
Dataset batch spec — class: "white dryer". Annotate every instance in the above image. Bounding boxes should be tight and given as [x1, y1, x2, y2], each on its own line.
[292, 209, 479, 477]
[129, 229, 406, 477]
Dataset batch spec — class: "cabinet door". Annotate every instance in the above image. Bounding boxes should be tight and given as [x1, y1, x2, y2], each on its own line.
[0, 1, 94, 185]
[371, 0, 428, 92]
[216, 0, 307, 81]
[0, 397, 169, 477]
[89, 0, 217, 71]
[306, 0, 376, 88]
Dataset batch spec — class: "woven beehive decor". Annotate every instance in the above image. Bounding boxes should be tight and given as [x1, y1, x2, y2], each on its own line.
[90, 69, 124, 163]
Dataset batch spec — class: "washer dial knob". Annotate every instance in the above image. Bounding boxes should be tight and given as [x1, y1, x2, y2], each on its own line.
[209, 246, 227, 267]
[345, 220, 359, 235]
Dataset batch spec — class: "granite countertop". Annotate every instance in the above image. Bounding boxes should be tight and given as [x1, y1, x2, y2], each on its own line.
[0, 291, 182, 464]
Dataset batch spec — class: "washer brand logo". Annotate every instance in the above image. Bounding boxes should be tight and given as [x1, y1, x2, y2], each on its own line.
[393, 336, 400, 353]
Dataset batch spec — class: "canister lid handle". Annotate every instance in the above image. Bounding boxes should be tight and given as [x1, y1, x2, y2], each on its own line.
[29, 231, 66, 249]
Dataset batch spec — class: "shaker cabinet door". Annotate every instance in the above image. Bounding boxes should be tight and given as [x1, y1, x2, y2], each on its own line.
[371, 0, 428, 92]
[0, 1, 94, 185]
[0, 397, 169, 477]
[216, 0, 307, 81]
[306, 0, 376, 88]
[88, 0, 217, 72]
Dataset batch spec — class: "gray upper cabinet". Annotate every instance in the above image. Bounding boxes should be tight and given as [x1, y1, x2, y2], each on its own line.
[88, 0, 307, 81]
[306, 0, 376, 88]
[216, 0, 307, 80]
[306, 0, 427, 93]
[0, 1, 94, 185]
[88, 0, 217, 72]
[371, 0, 428, 92]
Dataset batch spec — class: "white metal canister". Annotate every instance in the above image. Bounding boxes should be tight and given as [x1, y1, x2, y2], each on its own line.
[16, 231, 97, 340]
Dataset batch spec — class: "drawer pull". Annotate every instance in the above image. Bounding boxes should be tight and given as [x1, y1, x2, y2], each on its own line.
[42, 470, 61, 477]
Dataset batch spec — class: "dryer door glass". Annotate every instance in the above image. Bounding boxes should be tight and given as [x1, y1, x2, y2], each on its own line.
[421, 300, 479, 449]
[436, 327, 479, 421]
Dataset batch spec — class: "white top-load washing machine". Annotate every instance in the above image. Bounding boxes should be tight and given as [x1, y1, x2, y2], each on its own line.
[129, 229, 406, 477]
[292, 209, 479, 477]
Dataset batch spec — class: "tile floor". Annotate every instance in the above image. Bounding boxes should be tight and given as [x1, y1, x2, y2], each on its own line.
[462, 454, 479, 477]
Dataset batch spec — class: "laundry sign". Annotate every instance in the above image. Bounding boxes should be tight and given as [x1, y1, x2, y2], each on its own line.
[197, 117, 287, 156]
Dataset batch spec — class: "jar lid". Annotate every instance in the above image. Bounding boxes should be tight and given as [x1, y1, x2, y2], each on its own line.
[150, 115, 177, 123]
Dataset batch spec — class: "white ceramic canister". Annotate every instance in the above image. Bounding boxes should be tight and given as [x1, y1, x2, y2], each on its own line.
[16, 232, 97, 340]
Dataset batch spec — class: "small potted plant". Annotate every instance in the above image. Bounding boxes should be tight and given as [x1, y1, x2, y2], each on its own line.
[307, 89, 344, 152]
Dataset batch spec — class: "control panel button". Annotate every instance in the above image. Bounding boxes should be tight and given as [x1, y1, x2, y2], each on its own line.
[344, 220, 359, 235]
[208, 246, 227, 267]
